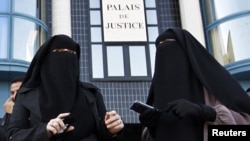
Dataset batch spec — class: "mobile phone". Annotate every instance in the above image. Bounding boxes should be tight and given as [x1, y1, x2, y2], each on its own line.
[59, 115, 72, 133]
[130, 101, 154, 114]
[63, 115, 72, 124]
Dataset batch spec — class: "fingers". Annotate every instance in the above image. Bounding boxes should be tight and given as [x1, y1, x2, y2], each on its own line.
[46, 113, 74, 137]
[105, 110, 124, 134]
[47, 118, 65, 134]
[105, 110, 119, 125]
[47, 119, 72, 135]
[6, 97, 13, 102]
[3, 98, 15, 114]
[4, 97, 14, 105]
[164, 102, 182, 118]
[57, 112, 71, 119]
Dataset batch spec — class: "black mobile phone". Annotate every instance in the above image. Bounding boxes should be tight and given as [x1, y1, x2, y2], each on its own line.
[60, 115, 73, 133]
[130, 101, 154, 114]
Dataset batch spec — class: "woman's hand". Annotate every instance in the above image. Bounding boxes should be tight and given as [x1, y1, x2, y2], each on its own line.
[46, 113, 74, 137]
[105, 110, 124, 135]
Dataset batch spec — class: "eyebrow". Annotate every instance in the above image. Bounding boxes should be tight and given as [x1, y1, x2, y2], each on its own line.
[51, 48, 77, 54]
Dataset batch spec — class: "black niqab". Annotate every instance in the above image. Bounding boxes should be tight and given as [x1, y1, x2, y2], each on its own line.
[40, 46, 79, 121]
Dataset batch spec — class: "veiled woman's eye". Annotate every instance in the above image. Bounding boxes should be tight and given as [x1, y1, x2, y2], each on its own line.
[159, 39, 176, 44]
[51, 48, 77, 54]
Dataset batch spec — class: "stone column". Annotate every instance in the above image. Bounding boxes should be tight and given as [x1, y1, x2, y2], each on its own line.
[52, 0, 71, 37]
[179, 0, 205, 46]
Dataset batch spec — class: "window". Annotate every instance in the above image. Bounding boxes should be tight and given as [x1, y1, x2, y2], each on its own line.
[107, 46, 124, 76]
[13, 0, 37, 17]
[0, 0, 9, 12]
[0, 0, 9, 59]
[202, 0, 250, 65]
[0, 0, 48, 62]
[0, 17, 8, 59]
[208, 16, 250, 65]
[89, 0, 158, 80]
[13, 18, 38, 62]
[91, 45, 104, 78]
[129, 46, 147, 76]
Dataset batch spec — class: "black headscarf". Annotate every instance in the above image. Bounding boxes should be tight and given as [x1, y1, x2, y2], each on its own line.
[147, 27, 250, 115]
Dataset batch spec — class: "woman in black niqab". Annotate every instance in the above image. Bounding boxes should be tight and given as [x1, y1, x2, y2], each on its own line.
[23, 35, 97, 140]
[7, 35, 125, 141]
[151, 28, 250, 114]
[140, 28, 250, 141]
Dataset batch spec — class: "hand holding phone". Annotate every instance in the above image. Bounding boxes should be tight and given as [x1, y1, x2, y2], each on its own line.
[60, 115, 72, 133]
[130, 101, 162, 128]
[130, 101, 155, 114]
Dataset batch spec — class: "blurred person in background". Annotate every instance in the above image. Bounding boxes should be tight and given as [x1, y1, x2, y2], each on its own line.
[0, 76, 24, 140]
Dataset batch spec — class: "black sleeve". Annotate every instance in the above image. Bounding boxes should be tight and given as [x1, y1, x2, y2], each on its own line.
[1, 113, 11, 129]
[95, 90, 125, 141]
[6, 95, 49, 141]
